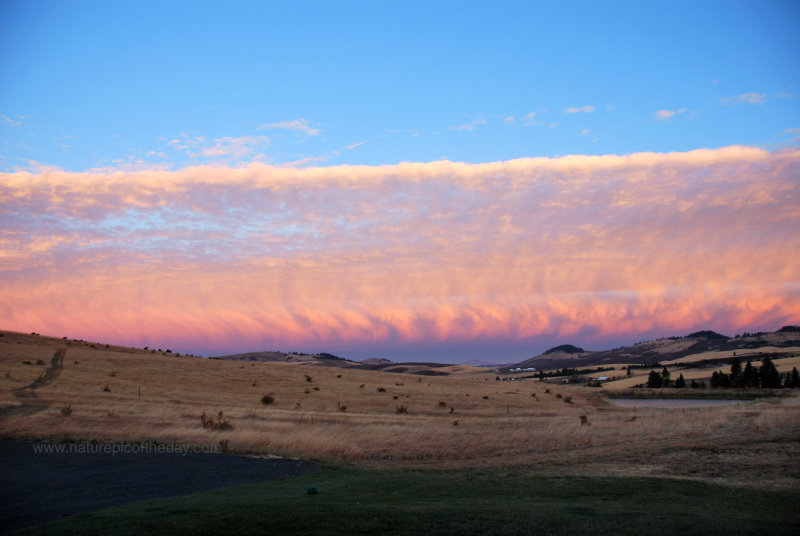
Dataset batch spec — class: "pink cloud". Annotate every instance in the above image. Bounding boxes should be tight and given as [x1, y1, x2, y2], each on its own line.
[1, 146, 798, 359]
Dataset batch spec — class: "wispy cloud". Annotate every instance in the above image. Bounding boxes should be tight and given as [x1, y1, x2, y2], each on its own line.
[522, 112, 542, 126]
[259, 118, 321, 136]
[722, 92, 767, 105]
[565, 105, 594, 114]
[1, 115, 22, 126]
[2, 147, 797, 357]
[654, 108, 687, 121]
[452, 118, 487, 131]
[167, 134, 270, 160]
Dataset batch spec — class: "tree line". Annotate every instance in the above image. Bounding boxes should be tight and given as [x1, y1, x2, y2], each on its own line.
[646, 357, 800, 389]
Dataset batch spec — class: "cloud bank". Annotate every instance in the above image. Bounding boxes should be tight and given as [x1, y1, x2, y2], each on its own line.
[1, 146, 798, 359]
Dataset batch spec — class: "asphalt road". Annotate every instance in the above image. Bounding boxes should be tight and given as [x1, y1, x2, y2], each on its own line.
[0, 441, 317, 533]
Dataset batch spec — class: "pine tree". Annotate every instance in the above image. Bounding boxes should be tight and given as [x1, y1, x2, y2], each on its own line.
[710, 371, 720, 388]
[675, 373, 686, 388]
[730, 357, 742, 387]
[743, 361, 760, 388]
[661, 367, 672, 388]
[759, 357, 781, 388]
[647, 370, 663, 388]
[791, 367, 800, 389]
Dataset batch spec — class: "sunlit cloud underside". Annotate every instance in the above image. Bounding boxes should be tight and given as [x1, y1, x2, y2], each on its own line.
[2, 146, 799, 359]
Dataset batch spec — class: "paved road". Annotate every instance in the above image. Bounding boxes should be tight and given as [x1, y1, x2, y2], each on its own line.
[0, 441, 317, 533]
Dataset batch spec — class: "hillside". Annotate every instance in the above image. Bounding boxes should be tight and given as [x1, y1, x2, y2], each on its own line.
[506, 327, 800, 371]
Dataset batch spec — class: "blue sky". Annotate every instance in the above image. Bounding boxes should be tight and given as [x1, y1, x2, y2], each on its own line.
[2, 0, 798, 172]
[2, 1, 799, 362]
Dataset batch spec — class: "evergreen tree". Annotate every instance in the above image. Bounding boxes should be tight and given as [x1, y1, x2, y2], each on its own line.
[626, 365, 632, 377]
[743, 361, 760, 388]
[759, 357, 781, 388]
[791, 367, 800, 389]
[647, 370, 663, 388]
[729, 357, 742, 387]
[661, 367, 672, 388]
[710, 370, 730, 388]
[675, 373, 687, 388]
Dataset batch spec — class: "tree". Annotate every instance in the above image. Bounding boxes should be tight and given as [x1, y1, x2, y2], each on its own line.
[626, 365, 632, 377]
[647, 370, 663, 388]
[743, 361, 760, 388]
[759, 357, 781, 389]
[710, 370, 730, 388]
[661, 367, 672, 388]
[729, 357, 742, 387]
[791, 367, 800, 389]
[675, 373, 687, 388]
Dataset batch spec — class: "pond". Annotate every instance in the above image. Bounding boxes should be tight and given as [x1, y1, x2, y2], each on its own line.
[608, 398, 755, 408]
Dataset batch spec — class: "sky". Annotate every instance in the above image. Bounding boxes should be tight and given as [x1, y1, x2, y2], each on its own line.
[1, 1, 799, 363]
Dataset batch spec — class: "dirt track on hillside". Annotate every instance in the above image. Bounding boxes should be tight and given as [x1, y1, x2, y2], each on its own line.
[1, 348, 65, 418]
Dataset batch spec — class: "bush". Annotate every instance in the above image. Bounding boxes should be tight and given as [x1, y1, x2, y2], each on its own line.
[396, 405, 408, 414]
[261, 394, 275, 405]
[60, 402, 72, 417]
[377, 387, 386, 392]
[201, 410, 233, 430]
[438, 401, 447, 407]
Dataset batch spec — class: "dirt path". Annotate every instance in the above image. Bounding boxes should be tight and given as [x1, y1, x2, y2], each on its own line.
[0, 440, 318, 533]
[1, 348, 65, 417]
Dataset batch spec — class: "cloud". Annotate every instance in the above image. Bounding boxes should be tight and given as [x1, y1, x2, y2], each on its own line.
[452, 118, 487, 131]
[345, 141, 366, 151]
[1, 115, 22, 126]
[167, 134, 270, 160]
[522, 112, 542, 126]
[654, 108, 687, 121]
[259, 118, 321, 136]
[722, 92, 767, 105]
[1, 146, 798, 359]
[565, 105, 594, 114]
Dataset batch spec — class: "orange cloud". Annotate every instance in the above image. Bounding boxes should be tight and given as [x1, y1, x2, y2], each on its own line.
[1, 146, 798, 359]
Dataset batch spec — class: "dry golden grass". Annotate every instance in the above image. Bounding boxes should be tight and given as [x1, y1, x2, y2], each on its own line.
[2, 330, 799, 489]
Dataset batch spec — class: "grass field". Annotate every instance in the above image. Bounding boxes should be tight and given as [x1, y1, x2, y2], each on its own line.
[15, 466, 800, 536]
[2, 329, 800, 534]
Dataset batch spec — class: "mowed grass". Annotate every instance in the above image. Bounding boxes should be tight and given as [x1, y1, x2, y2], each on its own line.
[17, 466, 800, 536]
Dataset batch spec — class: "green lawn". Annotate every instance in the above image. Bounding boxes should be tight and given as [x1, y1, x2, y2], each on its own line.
[18, 467, 800, 536]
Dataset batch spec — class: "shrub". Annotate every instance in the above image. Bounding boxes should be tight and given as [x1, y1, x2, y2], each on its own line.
[201, 410, 233, 430]
[102, 385, 111, 392]
[482, 395, 489, 400]
[377, 387, 386, 392]
[396, 405, 408, 414]
[580, 415, 589, 425]
[555, 393, 562, 399]
[563, 396, 573, 404]
[261, 394, 275, 405]
[339, 405, 347, 412]
[438, 401, 447, 407]
[305, 375, 313, 382]
[60, 402, 72, 417]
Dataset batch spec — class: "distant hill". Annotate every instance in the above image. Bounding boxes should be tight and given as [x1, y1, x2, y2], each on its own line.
[504, 326, 800, 371]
